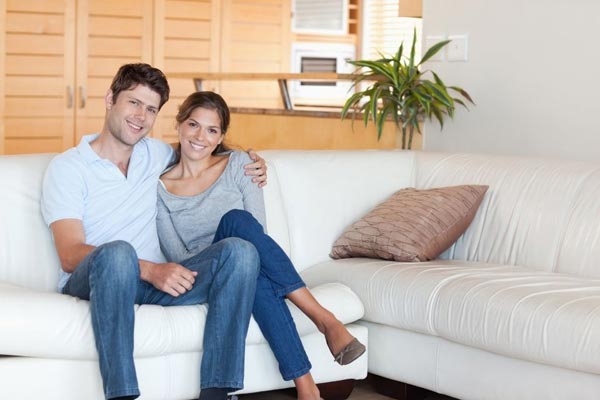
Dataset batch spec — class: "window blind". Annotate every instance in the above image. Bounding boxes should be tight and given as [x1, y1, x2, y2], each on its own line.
[293, 0, 348, 34]
[362, 0, 422, 61]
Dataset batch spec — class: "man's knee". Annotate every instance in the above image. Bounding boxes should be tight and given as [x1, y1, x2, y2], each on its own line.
[92, 240, 139, 280]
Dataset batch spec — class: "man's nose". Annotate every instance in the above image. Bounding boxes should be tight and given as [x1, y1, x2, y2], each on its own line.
[134, 107, 147, 120]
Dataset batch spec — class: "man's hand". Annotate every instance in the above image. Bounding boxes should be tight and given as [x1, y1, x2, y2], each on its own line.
[139, 260, 197, 297]
[245, 148, 267, 188]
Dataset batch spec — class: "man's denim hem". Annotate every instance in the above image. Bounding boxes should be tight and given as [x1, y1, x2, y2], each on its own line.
[281, 364, 312, 381]
[106, 387, 140, 399]
[275, 281, 306, 298]
[200, 381, 243, 391]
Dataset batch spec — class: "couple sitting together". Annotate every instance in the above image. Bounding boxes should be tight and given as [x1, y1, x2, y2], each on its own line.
[41, 63, 365, 400]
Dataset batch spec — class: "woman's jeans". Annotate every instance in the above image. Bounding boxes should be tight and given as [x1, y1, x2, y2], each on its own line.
[213, 209, 312, 381]
[62, 237, 260, 400]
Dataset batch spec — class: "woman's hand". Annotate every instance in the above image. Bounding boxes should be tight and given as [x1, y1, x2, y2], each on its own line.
[245, 149, 267, 188]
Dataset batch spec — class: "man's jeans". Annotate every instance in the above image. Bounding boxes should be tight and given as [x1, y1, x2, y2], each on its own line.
[213, 209, 312, 381]
[63, 237, 260, 399]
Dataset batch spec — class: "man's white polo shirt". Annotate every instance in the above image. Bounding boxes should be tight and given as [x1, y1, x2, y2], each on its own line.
[41, 134, 175, 291]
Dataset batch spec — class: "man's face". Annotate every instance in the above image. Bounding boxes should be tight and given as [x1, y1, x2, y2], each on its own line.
[104, 84, 161, 147]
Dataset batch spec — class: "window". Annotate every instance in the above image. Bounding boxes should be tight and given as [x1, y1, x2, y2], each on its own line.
[362, 0, 422, 60]
[292, 0, 348, 35]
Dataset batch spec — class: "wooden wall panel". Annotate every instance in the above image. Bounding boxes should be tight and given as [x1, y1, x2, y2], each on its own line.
[165, 0, 211, 18]
[5, 12, 64, 34]
[6, 0, 65, 13]
[225, 113, 414, 150]
[88, 0, 145, 17]
[219, 0, 290, 108]
[165, 19, 210, 39]
[6, 33, 64, 54]
[155, 0, 217, 141]
[0, 0, 5, 154]
[88, 16, 144, 36]
[2, 0, 75, 154]
[74, 0, 154, 145]
[5, 54, 64, 75]
[5, 137, 64, 153]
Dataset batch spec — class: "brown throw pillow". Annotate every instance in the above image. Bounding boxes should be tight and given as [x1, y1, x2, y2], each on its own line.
[330, 185, 488, 262]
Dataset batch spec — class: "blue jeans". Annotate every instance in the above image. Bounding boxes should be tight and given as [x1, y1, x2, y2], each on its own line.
[63, 237, 260, 399]
[213, 209, 312, 381]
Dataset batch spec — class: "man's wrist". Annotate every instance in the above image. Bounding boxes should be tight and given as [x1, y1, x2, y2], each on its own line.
[138, 259, 155, 283]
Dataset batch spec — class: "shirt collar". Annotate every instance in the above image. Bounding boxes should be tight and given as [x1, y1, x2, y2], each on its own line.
[77, 134, 102, 164]
[77, 134, 146, 165]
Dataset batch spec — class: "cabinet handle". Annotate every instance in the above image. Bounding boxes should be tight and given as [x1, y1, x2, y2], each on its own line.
[66, 86, 74, 109]
[79, 86, 86, 109]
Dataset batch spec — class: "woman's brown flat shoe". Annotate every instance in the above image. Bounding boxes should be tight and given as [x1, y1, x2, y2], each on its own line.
[333, 338, 366, 365]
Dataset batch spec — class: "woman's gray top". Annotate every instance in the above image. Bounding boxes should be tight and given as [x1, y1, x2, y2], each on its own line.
[156, 151, 266, 263]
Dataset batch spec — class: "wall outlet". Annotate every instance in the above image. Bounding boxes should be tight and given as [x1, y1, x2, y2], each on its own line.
[424, 35, 446, 62]
[447, 34, 468, 62]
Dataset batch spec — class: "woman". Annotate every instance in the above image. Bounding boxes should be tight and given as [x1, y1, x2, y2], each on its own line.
[156, 92, 365, 400]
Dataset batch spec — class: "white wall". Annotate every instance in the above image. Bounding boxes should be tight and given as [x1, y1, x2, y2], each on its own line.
[422, 0, 600, 162]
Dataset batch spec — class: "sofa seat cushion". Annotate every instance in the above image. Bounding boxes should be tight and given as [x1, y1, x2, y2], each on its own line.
[302, 258, 600, 375]
[0, 282, 364, 360]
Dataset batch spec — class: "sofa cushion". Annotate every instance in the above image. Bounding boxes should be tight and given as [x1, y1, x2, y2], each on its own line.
[261, 150, 416, 272]
[302, 258, 600, 375]
[0, 154, 60, 292]
[330, 185, 488, 262]
[0, 282, 363, 360]
[414, 152, 600, 274]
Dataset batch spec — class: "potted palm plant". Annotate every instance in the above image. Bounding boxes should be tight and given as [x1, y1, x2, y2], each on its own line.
[341, 29, 474, 149]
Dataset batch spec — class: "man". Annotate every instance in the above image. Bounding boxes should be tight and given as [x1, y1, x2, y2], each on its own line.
[41, 63, 267, 400]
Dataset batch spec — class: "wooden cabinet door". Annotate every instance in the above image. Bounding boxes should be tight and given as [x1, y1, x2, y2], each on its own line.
[219, 0, 290, 109]
[152, 0, 220, 143]
[2, 0, 76, 154]
[74, 0, 154, 144]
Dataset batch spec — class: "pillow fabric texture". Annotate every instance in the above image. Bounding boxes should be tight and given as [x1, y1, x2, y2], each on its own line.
[330, 185, 489, 262]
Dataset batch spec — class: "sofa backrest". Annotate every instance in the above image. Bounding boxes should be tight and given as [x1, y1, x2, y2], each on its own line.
[261, 150, 416, 272]
[5, 149, 600, 292]
[415, 152, 600, 277]
[0, 153, 61, 291]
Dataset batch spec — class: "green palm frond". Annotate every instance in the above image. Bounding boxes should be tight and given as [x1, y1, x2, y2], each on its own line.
[341, 29, 474, 149]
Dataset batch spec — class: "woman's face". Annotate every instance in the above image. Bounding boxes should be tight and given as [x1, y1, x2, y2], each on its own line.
[178, 107, 224, 161]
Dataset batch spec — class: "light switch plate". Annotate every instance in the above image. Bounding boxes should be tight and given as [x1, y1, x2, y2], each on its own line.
[424, 35, 446, 62]
[447, 34, 468, 61]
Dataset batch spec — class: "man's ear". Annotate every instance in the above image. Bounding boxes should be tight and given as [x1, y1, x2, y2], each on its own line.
[105, 89, 114, 110]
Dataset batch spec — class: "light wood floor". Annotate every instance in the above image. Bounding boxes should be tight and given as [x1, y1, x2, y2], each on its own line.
[239, 379, 455, 400]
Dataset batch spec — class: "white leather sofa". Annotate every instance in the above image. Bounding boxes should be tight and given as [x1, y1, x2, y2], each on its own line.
[2, 149, 600, 400]
[0, 152, 367, 400]
[261, 150, 600, 400]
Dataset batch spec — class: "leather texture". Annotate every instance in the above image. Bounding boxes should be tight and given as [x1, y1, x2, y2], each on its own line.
[0, 281, 364, 360]
[0, 152, 368, 399]
[303, 258, 600, 375]
[330, 185, 488, 261]
[261, 150, 416, 272]
[4, 149, 600, 399]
